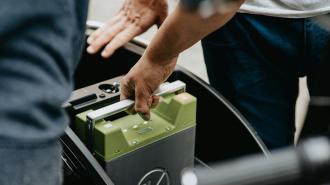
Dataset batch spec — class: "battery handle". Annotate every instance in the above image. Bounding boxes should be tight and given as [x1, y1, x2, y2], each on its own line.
[84, 80, 186, 151]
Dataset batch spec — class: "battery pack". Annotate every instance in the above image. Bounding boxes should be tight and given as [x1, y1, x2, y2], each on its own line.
[75, 85, 197, 185]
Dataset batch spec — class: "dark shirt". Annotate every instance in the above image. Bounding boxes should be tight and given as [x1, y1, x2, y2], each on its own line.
[0, 0, 88, 184]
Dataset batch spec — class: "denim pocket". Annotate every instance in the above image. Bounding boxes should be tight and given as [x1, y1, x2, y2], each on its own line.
[201, 38, 268, 93]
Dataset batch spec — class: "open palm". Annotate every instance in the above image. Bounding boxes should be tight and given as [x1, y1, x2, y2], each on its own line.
[87, 0, 168, 58]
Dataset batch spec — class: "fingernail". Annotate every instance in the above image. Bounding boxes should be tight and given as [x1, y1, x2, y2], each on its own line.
[87, 46, 95, 54]
[138, 112, 150, 121]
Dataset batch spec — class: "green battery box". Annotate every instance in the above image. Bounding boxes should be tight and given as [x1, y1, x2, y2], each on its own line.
[75, 81, 197, 185]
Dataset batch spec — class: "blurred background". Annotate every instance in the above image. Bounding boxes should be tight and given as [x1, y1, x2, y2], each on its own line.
[87, 0, 310, 141]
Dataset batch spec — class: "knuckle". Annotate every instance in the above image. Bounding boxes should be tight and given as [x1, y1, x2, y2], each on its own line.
[105, 31, 115, 38]
[92, 40, 102, 48]
[120, 76, 131, 85]
[135, 106, 148, 114]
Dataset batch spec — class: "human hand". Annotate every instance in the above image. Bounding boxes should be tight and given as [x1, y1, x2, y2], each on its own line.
[120, 55, 177, 120]
[86, 0, 168, 58]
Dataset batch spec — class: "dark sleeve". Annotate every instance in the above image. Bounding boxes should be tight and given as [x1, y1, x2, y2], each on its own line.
[0, 0, 87, 184]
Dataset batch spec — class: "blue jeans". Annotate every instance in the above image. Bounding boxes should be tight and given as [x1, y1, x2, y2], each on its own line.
[202, 13, 330, 149]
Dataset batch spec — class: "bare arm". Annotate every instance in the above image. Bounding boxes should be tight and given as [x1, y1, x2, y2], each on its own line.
[120, 0, 245, 120]
[145, 1, 245, 63]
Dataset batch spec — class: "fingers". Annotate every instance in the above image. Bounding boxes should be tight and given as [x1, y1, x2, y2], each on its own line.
[120, 78, 136, 114]
[87, 18, 126, 54]
[120, 77, 134, 100]
[134, 86, 152, 121]
[87, 28, 103, 45]
[120, 79, 161, 120]
[87, 15, 120, 45]
[100, 25, 142, 58]
[87, 0, 168, 57]
[150, 95, 160, 108]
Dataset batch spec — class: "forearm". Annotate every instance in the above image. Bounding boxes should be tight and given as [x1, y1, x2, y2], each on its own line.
[145, 0, 245, 63]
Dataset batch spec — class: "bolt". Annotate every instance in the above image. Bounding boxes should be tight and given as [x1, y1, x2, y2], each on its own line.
[99, 94, 106, 98]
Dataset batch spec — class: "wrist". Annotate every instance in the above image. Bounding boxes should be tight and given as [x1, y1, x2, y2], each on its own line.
[144, 46, 178, 65]
[140, 52, 177, 81]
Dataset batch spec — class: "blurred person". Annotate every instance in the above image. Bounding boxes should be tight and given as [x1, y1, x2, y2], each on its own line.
[0, 0, 88, 184]
[87, 0, 330, 149]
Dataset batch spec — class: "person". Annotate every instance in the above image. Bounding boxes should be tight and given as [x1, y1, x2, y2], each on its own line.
[87, 0, 330, 149]
[0, 0, 88, 184]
